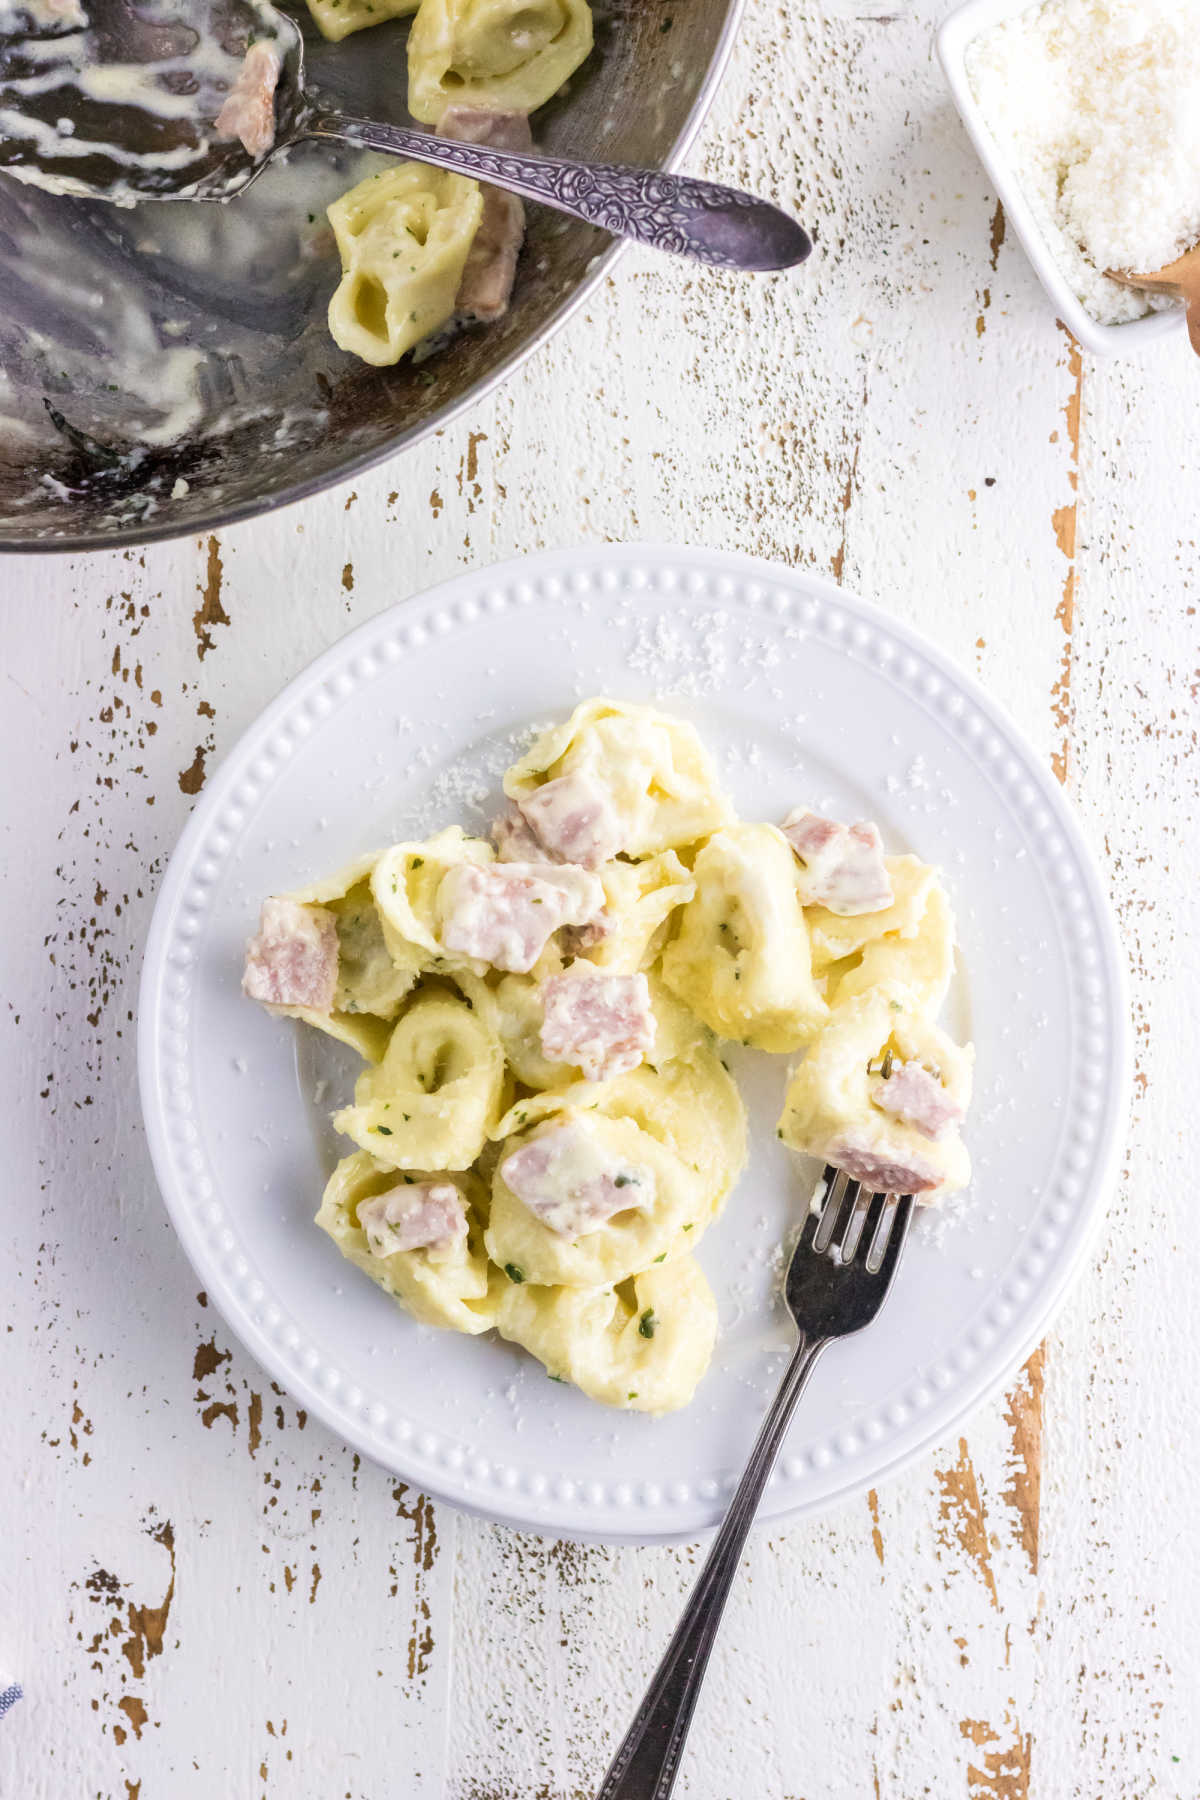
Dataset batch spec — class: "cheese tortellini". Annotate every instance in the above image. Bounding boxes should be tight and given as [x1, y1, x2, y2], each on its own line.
[822, 879, 956, 1017]
[407, 0, 593, 123]
[805, 855, 937, 973]
[582, 850, 695, 974]
[333, 984, 506, 1169]
[371, 826, 494, 975]
[292, 856, 417, 1019]
[327, 166, 484, 367]
[505, 698, 733, 859]
[317, 1152, 502, 1332]
[304, 0, 418, 42]
[310, 0, 595, 366]
[486, 1106, 707, 1288]
[244, 697, 972, 1414]
[778, 987, 973, 1198]
[242, 855, 414, 1063]
[497, 1258, 718, 1413]
[661, 824, 828, 1052]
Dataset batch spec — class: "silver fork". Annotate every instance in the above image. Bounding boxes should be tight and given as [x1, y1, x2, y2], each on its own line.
[594, 1169, 916, 1800]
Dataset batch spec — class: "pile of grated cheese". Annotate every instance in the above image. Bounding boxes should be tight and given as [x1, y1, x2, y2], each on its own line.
[966, 0, 1200, 325]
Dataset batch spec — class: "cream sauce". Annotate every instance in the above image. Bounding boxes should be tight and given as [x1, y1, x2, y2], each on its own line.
[0, 0, 285, 201]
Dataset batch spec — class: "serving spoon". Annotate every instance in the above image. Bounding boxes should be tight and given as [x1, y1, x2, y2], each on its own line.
[1107, 246, 1200, 355]
[0, 0, 812, 271]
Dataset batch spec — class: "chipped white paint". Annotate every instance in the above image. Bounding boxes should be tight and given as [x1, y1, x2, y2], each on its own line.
[1, 0, 1198, 1794]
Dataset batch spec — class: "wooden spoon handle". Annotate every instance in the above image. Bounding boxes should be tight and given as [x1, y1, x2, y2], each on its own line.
[1186, 293, 1200, 358]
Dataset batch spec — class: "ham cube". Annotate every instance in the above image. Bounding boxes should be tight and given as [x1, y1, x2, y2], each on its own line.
[825, 1136, 942, 1195]
[559, 910, 613, 954]
[491, 804, 546, 863]
[518, 772, 624, 870]
[499, 1117, 654, 1239]
[871, 1060, 962, 1140]
[540, 967, 656, 1082]
[358, 1180, 468, 1257]
[215, 39, 282, 160]
[783, 809, 892, 915]
[437, 861, 604, 973]
[243, 897, 337, 1012]
[441, 107, 532, 324]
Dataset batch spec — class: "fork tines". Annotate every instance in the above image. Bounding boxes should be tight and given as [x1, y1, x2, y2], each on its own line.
[810, 1166, 908, 1273]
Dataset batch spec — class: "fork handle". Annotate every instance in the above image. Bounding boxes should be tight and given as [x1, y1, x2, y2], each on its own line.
[595, 1332, 829, 1800]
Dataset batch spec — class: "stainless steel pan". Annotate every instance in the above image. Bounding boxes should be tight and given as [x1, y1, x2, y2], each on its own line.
[0, 0, 744, 552]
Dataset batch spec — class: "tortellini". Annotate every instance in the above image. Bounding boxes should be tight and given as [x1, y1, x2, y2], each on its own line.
[314, 0, 594, 364]
[485, 1024, 744, 1282]
[805, 855, 937, 973]
[371, 826, 493, 975]
[486, 1106, 707, 1288]
[661, 824, 828, 1052]
[292, 856, 418, 1021]
[407, 0, 593, 124]
[778, 987, 973, 1198]
[244, 697, 971, 1413]
[823, 879, 955, 1017]
[579, 1043, 746, 1231]
[333, 984, 506, 1170]
[491, 951, 573, 1090]
[327, 166, 484, 367]
[582, 850, 695, 974]
[497, 1258, 718, 1413]
[304, 0, 418, 42]
[317, 1152, 502, 1333]
[244, 856, 413, 1062]
[505, 698, 733, 859]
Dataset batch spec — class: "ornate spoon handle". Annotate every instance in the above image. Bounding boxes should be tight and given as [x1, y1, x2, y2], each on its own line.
[303, 111, 811, 271]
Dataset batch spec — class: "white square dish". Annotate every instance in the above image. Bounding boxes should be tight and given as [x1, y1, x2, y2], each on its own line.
[937, 0, 1184, 357]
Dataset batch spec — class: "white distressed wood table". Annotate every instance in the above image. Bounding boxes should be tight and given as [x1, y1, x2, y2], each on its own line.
[2, 2, 1198, 1795]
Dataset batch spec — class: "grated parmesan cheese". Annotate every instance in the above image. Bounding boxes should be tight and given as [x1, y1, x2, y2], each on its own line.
[966, 0, 1200, 325]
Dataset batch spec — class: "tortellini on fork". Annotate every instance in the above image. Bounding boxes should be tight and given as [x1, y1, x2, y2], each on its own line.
[327, 165, 484, 367]
[407, 0, 593, 123]
[778, 986, 973, 1199]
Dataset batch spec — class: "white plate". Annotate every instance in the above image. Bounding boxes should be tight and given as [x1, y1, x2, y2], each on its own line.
[138, 545, 1129, 1542]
